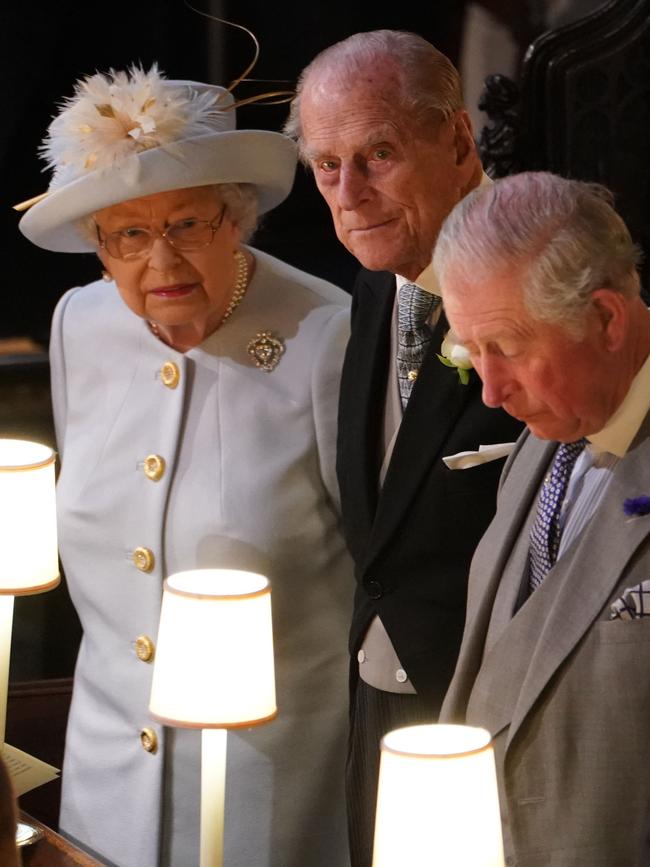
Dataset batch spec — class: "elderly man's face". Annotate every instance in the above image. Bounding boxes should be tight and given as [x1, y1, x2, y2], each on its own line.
[299, 66, 477, 280]
[444, 271, 626, 441]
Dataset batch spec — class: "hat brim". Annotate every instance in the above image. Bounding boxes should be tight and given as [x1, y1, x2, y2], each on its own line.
[19, 130, 297, 253]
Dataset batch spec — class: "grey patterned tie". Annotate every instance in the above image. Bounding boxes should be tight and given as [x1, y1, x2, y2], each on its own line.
[528, 438, 587, 591]
[396, 283, 440, 408]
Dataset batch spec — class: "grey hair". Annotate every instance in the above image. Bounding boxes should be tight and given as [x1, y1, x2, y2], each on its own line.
[283, 29, 463, 163]
[79, 182, 259, 248]
[433, 171, 642, 335]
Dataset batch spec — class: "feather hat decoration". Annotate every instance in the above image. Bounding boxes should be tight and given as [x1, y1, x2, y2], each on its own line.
[42, 64, 227, 190]
[17, 64, 297, 253]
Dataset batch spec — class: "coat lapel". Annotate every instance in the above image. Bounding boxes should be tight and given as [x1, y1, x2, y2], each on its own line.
[338, 272, 395, 545]
[367, 312, 477, 560]
[445, 433, 554, 724]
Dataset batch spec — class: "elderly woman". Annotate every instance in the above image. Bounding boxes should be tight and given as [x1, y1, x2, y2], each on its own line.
[18, 67, 353, 867]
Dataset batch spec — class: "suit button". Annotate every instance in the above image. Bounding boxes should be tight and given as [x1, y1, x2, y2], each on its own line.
[357, 649, 366, 663]
[133, 547, 155, 573]
[143, 454, 165, 481]
[160, 361, 180, 389]
[395, 668, 408, 683]
[365, 579, 383, 599]
[134, 635, 155, 662]
[140, 727, 158, 753]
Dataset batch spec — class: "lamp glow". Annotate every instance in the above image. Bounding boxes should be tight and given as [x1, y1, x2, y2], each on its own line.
[0, 439, 58, 596]
[373, 724, 505, 867]
[0, 439, 59, 747]
[149, 569, 276, 867]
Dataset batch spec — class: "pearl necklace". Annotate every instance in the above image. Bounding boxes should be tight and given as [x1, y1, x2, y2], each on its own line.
[147, 249, 250, 341]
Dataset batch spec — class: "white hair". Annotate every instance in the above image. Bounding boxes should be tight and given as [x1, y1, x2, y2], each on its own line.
[283, 29, 463, 164]
[433, 172, 642, 335]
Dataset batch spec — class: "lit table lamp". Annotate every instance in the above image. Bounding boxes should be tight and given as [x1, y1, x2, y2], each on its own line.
[149, 569, 276, 867]
[373, 724, 505, 867]
[0, 439, 59, 747]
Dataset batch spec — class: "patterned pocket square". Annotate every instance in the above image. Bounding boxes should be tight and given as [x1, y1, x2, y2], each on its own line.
[609, 581, 650, 620]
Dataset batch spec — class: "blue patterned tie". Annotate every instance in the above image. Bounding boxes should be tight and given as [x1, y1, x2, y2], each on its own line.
[528, 438, 588, 591]
[396, 283, 440, 407]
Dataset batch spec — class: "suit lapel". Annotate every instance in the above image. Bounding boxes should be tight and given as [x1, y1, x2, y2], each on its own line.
[338, 272, 395, 544]
[446, 433, 554, 723]
[368, 312, 477, 558]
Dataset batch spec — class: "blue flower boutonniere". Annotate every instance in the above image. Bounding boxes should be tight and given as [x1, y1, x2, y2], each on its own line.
[623, 495, 650, 517]
[436, 332, 473, 385]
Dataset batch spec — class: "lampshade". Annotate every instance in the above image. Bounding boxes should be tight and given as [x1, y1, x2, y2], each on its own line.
[0, 439, 59, 594]
[373, 724, 505, 867]
[149, 569, 276, 728]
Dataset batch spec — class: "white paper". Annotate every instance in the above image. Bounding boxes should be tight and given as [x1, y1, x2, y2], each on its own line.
[442, 442, 516, 470]
[3, 743, 60, 796]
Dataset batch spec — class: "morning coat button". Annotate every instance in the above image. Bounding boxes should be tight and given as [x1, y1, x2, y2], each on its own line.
[395, 668, 408, 683]
[365, 579, 383, 599]
[140, 727, 158, 753]
[160, 361, 180, 389]
[357, 649, 366, 664]
[134, 635, 155, 662]
[132, 547, 155, 573]
[143, 454, 165, 481]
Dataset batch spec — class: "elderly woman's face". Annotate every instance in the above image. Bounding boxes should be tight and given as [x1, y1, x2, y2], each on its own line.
[94, 185, 241, 336]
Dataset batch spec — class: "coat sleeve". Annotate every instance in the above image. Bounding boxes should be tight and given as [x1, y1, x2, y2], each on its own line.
[49, 288, 77, 458]
[310, 305, 351, 515]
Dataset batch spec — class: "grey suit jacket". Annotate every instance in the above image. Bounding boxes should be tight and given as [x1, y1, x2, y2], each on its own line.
[442, 416, 650, 867]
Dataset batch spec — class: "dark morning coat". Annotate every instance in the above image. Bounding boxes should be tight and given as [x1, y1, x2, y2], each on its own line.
[337, 268, 524, 708]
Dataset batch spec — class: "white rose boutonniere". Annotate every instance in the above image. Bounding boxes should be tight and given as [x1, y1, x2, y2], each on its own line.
[437, 332, 473, 385]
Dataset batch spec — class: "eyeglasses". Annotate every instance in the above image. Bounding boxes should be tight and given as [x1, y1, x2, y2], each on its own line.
[96, 206, 227, 261]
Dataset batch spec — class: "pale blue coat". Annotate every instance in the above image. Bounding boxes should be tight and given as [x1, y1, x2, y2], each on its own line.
[51, 248, 353, 867]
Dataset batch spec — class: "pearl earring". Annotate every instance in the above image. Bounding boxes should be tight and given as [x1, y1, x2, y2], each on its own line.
[101, 270, 113, 283]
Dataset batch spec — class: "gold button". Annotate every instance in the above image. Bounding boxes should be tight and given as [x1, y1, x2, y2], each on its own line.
[407, 370, 418, 382]
[134, 635, 155, 662]
[160, 361, 180, 389]
[143, 454, 165, 481]
[132, 547, 155, 573]
[140, 727, 158, 753]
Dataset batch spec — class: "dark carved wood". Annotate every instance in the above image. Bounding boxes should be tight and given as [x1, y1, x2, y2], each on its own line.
[478, 74, 522, 178]
[478, 0, 650, 288]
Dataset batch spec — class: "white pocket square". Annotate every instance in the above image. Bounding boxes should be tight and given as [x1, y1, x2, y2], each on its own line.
[442, 442, 516, 470]
[609, 580, 650, 620]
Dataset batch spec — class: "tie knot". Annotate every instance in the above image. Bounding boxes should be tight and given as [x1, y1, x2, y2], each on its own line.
[398, 283, 439, 332]
[554, 438, 588, 469]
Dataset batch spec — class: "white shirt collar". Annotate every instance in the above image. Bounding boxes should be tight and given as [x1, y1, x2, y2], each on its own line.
[588, 349, 650, 457]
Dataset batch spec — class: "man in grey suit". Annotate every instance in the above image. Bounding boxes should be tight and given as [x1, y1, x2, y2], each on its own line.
[435, 172, 650, 867]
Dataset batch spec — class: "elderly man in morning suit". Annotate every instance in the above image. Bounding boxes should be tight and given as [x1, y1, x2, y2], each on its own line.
[284, 30, 523, 865]
[437, 172, 650, 867]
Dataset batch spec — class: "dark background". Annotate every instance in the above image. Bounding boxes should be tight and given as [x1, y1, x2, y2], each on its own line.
[1, 0, 539, 345]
